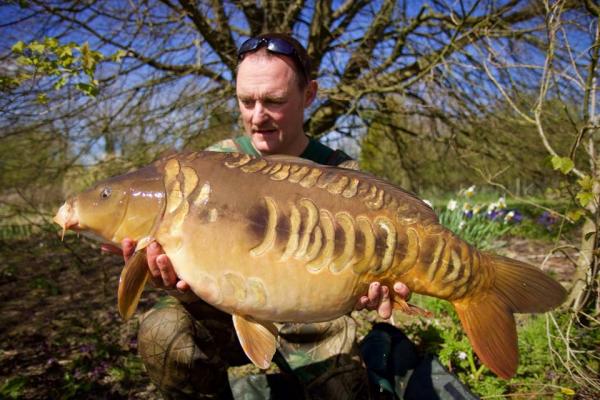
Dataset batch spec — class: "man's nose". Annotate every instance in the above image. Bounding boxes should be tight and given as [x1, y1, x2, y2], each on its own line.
[251, 102, 269, 125]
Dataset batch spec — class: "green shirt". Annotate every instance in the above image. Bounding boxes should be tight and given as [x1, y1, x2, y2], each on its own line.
[205, 136, 353, 167]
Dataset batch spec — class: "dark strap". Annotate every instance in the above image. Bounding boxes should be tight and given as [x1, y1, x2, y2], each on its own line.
[326, 149, 353, 166]
[299, 138, 353, 166]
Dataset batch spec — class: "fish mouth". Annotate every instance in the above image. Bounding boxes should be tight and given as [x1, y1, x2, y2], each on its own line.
[53, 200, 80, 240]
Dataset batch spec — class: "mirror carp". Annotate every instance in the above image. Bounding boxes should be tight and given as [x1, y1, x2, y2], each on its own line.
[54, 151, 566, 379]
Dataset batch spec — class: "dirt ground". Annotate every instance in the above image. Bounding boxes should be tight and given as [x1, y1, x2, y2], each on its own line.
[0, 232, 576, 399]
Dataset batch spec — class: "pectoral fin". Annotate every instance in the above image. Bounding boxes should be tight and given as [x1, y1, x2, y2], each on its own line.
[232, 314, 278, 369]
[118, 249, 150, 320]
[393, 298, 433, 318]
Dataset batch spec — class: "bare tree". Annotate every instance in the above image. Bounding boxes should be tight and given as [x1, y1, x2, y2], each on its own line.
[2, 1, 581, 143]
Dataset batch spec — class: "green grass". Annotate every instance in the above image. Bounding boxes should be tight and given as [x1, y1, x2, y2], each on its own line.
[401, 187, 592, 397]
[400, 295, 588, 398]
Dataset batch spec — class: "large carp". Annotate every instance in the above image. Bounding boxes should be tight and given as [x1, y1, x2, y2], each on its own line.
[54, 151, 565, 379]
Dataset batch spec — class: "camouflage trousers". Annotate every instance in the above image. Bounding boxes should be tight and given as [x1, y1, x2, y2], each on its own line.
[137, 296, 370, 399]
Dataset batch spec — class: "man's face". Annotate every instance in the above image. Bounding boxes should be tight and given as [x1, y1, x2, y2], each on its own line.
[236, 53, 315, 155]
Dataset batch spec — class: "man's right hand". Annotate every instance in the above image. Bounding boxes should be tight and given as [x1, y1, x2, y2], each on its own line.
[103, 239, 191, 292]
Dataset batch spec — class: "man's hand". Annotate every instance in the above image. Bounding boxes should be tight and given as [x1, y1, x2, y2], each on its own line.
[102, 239, 191, 292]
[355, 281, 411, 320]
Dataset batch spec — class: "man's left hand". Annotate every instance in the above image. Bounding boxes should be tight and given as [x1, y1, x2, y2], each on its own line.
[355, 282, 411, 319]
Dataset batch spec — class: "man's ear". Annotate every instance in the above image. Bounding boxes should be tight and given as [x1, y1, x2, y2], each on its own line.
[304, 80, 318, 107]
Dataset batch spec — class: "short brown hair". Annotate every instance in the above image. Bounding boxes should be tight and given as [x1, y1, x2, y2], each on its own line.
[236, 33, 312, 88]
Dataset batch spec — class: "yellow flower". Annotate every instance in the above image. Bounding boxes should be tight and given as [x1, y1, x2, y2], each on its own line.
[498, 196, 507, 209]
[465, 185, 476, 198]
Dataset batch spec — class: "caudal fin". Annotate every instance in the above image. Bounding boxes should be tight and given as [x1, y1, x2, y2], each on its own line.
[453, 254, 566, 379]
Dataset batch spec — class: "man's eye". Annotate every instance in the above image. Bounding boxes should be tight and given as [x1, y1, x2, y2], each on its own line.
[100, 187, 112, 199]
[241, 99, 254, 107]
[266, 99, 285, 106]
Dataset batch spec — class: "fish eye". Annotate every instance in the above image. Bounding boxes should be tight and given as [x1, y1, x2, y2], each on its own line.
[100, 187, 112, 199]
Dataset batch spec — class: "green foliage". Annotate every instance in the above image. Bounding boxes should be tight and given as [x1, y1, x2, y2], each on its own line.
[576, 189, 594, 208]
[9, 37, 104, 97]
[359, 120, 415, 189]
[0, 224, 34, 240]
[0, 376, 27, 399]
[550, 155, 597, 216]
[359, 96, 581, 197]
[436, 187, 514, 250]
[551, 156, 574, 175]
[0, 129, 67, 205]
[397, 187, 584, 397]
[405, 298, 582, 397]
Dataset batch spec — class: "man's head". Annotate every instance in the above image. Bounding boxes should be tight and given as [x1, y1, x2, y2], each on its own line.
[236, 33, 317, 155]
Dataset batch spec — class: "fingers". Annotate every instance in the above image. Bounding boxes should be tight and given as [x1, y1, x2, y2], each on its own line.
[156, 254, 177, 287]
[354, 281, 412, 320]
[146, 242, 179, 288]
[376, 286, 392, 319]
[121, 238, 136, 262]
[176, 280, 191, 292]
[393, 281, 411, 300]
[100, 239, 135, 259]
[101, 243, 122, 256]
[354, 282, 383, 312]
[146, 242, 163, 285]
[367, 282, 382, 309]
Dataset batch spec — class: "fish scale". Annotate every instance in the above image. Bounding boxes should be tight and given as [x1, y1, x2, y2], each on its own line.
[54, 150, 566, 378]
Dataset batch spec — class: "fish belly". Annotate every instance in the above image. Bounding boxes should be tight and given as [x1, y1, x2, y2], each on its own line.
[165, 240, 362, 322]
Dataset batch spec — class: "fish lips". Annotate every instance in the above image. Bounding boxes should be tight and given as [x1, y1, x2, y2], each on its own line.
[53, 201, 80, 239]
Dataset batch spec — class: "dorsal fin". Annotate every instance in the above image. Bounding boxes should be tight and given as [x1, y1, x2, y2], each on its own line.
[263, 154, 318, 166]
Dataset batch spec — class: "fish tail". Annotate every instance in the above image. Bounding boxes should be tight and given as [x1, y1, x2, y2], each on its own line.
[452, 253, 566, 379]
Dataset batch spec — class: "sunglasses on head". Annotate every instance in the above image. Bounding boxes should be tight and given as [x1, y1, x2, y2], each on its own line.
[237, 36, 309, 81]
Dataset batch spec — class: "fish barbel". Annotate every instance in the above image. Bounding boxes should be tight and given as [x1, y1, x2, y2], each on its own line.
[53, 151, 566, 378]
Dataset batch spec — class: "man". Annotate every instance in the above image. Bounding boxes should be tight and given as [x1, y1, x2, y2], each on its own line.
[109, 33, 411, 399]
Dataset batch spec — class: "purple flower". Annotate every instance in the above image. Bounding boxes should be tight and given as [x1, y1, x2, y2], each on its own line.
[504, 210, 523, 224]
[91, 362, 108, 379]
[79, 344, 96, 354]
[538, 211, 559, 229]
[487, 210, 501, 220]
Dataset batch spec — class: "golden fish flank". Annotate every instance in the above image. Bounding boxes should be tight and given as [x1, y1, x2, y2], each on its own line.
[295, 198, 319, 259]
[288, 165, 311, 183]
[250, 197, 278, 257]
[248, 196, 398, 276]
[224, 153, 253, 168]
[54, 151, 567, 379]
[227, 155, 390, 212]
[307, 209, 334, 273]
[241, 159, 268, 173]
[397, 227, 419, 274]
[203, 271, 268, 310]
[270, 164, 291, 181]
[329, 212, 355, 273]
[181, 166, 199, 197]
[353, 216, 376, 274]
[222, 273, 269, 309]
[341, 178, 360, 198]
[193, 182, 212, 207]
